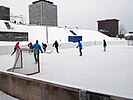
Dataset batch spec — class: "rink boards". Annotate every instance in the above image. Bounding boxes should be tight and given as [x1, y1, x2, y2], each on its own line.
[0, 71, 131, 100]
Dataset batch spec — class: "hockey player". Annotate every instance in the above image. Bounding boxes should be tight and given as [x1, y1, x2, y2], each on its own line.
[11, 42, 20, 56]
[32, 40, 43, 63]
[28, 42, 33, 49]
[53, 40, 59, 53]
[103, 39, 107, 51]
[42, 43, 47, 52]
[76, 40, 83, 56]
[28, 42, 33, 53]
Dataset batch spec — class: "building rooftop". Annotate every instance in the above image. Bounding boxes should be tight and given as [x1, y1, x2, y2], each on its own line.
[97, 19, 119, 22]
[129, 32, 133, 34]
[32, 0, 53, 4]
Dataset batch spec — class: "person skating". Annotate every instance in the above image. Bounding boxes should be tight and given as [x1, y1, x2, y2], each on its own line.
[103, 39, 107, 51]
[42, 43, 47, 52]
[76, 40, 83, 56]
[53, 40, 59, 53]
[11, 42, 20, 56]
[28, 42, 33, 49]
[32, 40, 43, 63]
[28, 42, 33, 53]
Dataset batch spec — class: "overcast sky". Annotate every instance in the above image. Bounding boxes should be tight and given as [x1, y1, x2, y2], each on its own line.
[0, 0, 133, 31]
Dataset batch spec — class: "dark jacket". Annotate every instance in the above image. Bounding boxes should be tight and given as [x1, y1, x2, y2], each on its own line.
[103, 40, 107, 47]
[53, 41, 59, 48]
[42, 43, 47, 49]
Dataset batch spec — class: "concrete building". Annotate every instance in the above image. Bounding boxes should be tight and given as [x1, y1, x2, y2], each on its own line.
[97, 19, 119, 37]
[0, 6, 10, 21]
[29, 0, 58, 26]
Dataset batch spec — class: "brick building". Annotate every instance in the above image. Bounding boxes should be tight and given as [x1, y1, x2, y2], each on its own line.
[0, 6, 10, 21]
[97, 19, 119, 37]
[29, 0, 58, 26]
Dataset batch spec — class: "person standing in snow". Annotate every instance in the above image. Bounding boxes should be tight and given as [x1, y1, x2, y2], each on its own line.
[76, 40, 83, 56]
[32, 40, 43, 63]
[103, 39, 107, 51]
[53, 40, 59, 53]
[11, 42, 20, 56]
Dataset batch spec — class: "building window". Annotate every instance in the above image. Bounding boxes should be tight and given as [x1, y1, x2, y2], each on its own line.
[0, 32, 28, 41]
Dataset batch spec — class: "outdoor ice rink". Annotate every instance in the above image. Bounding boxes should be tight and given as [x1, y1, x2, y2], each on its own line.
[0, 45, 133, 99]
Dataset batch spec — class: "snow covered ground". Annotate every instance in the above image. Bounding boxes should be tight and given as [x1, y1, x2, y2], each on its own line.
[0, 45, 133, 99]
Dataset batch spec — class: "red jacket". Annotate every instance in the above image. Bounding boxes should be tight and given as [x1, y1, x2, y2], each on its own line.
[28, 43, 33, 48]
[14, 43, 20, 49]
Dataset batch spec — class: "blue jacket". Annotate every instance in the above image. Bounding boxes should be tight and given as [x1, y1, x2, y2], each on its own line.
[76, 41, 83, 49]
[33, 43, 43, 54]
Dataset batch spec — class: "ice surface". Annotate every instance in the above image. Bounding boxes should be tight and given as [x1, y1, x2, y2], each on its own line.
[0, 45, 133, 99]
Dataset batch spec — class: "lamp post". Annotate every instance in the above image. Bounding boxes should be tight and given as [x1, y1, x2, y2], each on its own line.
[45, 4, 48, 43]
[46, 25, 48, 43]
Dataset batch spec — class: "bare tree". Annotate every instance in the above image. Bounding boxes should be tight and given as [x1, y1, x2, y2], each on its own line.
[119, 24, 127, 39]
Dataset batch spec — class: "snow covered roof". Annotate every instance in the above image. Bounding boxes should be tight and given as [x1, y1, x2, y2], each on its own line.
[0, 20, 10, 30]
[125, 33, 133, 37]
[0, 20, 27, 32]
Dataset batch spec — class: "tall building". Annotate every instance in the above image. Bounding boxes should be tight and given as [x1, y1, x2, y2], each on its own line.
[97, 19, 119, 37]
[29, 0, 58, 26]
[0, 6, 10, 21]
